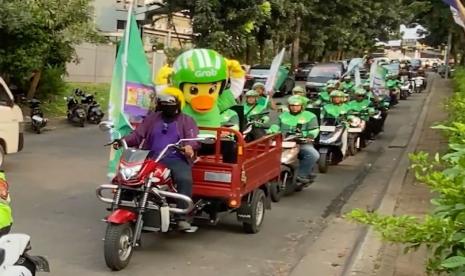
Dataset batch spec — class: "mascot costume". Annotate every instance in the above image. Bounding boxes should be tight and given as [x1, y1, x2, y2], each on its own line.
[155, 49, 245, 129]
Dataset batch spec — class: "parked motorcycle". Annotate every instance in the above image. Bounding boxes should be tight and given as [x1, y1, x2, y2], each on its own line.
[0, 233, 50, 276]
[96, 121, 213, 271]
[81, 93, 104, 124]
[65, 92, 87, 127]
[27, 99, 48, 134]
[317, 118, 348, 173]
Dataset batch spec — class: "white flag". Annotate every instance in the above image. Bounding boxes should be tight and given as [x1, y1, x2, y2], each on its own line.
[264, 48, 285, 95]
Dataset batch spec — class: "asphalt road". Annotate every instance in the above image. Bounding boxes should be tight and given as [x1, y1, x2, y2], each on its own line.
[2, 82, 427, 276]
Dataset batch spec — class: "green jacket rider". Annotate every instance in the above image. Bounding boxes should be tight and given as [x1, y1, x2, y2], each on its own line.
[386, 74, 400, 90]
[341, 75, 355, 94]
[314, 80, 338, 106]
[269, 96, 320, 183]
[269, 95, 319, 139]
[0, 171, 12, 235]
[347, 88, 375, 121]
[252, 82, 277, 110]
[322, 90, 351, 120]
[243, 90, 270, 124]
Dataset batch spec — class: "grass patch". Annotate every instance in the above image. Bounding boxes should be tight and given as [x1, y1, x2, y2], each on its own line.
[40, 82, 110, 117]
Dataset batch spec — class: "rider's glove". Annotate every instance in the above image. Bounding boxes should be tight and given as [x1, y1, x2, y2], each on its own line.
[112, 139, 124, 150]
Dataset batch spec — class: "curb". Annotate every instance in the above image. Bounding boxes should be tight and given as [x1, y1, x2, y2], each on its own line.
[341, 75, 437, 275]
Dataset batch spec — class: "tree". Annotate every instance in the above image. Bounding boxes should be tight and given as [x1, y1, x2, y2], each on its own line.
[0, 0, 100, 98]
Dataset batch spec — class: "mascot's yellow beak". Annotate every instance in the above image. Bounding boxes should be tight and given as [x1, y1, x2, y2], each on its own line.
[191, 96, 215, 113]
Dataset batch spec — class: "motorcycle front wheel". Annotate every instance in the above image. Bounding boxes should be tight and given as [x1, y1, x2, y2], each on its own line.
[104, 223, 134, 271]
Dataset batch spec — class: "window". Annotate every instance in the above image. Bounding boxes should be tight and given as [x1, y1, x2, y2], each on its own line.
[117, 20, 126, 30]
[0, 84, 10, 106]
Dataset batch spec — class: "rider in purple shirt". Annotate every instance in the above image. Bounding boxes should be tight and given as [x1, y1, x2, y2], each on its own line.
[115, 93, 199, 230]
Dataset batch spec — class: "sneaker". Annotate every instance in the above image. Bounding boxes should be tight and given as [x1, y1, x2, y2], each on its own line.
[308, 173, 317, 180]
[296, 176, 311, 183]
[177, 220, 192, 231]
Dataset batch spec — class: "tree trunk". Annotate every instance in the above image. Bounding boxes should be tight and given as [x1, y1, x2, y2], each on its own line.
[292, 16, 302, 69]
[27, 70, 41, 99]
[259, 42, 265, 64]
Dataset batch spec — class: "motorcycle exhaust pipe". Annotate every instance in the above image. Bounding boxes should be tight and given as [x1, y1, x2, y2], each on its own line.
[151, 188, 194, 215]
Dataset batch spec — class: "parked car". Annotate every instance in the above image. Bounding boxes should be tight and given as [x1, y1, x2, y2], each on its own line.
[244, 65, 295, 96]
[0, 77, 24, 169]
[294, 62, 314, 81]
[305, 62, 345, 94]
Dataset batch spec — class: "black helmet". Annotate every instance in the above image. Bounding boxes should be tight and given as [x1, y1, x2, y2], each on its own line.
[156, 94, 181, 118]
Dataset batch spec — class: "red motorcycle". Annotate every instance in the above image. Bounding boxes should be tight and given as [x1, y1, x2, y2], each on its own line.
[96, 122, 212, 271]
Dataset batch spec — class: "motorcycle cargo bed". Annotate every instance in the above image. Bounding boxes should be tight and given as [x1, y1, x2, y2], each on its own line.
[192, 127, 282, 206]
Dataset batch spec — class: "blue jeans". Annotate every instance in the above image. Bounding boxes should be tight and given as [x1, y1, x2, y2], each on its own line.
[298, 144, 320, 177]
[160, 158, 193, 209]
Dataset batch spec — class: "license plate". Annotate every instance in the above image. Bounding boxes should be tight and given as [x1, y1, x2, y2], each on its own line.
[320, 126, 336, 132]
[348, 128, 362, 133]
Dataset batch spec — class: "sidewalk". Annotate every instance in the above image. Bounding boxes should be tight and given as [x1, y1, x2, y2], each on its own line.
[374, 78, 451, 276]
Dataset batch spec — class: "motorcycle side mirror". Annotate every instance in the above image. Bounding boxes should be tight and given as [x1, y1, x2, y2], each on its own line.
[99, 121, 114, 132]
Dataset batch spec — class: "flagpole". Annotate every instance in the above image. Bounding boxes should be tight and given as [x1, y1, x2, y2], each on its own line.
[120, 0, 134, 128]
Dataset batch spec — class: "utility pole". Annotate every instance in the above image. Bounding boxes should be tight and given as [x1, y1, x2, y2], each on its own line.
[445, 31, 452, 80]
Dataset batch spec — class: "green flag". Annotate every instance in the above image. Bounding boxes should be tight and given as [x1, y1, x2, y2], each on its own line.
[107, 5, 155, 177]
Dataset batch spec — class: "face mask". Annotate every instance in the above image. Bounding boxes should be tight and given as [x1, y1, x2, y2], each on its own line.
[159, 104, 179, 118]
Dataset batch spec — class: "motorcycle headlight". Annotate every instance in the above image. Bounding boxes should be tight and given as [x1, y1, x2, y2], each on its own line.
[119, 164, 142, 180]
[350, 117, 362, 127]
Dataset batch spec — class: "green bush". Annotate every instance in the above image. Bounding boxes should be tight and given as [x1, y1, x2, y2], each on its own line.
[347, 68, 465, 275]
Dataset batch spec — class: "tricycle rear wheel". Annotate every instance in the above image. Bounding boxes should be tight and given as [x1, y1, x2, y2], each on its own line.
[242, 189, 266, 234]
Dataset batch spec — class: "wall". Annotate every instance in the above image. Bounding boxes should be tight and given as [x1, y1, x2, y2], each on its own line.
[66, 43, 116, 83]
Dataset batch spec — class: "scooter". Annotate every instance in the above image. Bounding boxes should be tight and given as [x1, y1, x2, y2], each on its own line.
[27, 99, 47, 134]
[399, 81, 410, 100]
[413, 76, 426, 92]
[0, 233, 50, 276]
[65, 92, 87, 127]
[96, 121, 213, 271]
[317, 117, 348, 173]
[347, 114, 366, 156]
[81, 93, 104, 124]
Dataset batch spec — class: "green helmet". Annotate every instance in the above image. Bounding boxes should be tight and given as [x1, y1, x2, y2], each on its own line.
[354, 88, 366, 96]
[171, 49, 227, 87]
[288, 95, 304, 105]
[292, 86, 305, 94]
[245, 90, 259, 97]
[330, 90, 347, 97]
[252, 82, 265, 90]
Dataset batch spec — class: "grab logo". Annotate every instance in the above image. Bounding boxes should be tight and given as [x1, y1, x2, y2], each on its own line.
[195, 69, 217, 78]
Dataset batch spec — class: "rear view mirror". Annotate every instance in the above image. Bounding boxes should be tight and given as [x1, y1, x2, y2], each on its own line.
[99, 121, 114, 132]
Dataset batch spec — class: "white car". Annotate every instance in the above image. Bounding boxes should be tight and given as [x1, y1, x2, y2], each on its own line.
[0, 77, 24, 169]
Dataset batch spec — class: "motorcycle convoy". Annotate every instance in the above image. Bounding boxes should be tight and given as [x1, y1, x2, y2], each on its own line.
[0, 60, 426, 274]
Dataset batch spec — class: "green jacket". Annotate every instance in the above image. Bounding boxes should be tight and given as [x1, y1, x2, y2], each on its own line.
[269, 111, 319, 138]
[347, 99, 375, 120]
[342, 81, 355, 92]
[386, 79, 400, 89]
[322, 103, 351, 120]
[220, 109, 239, 130]
[319, 90, 331, 103]
[0, 172, 12, 230]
